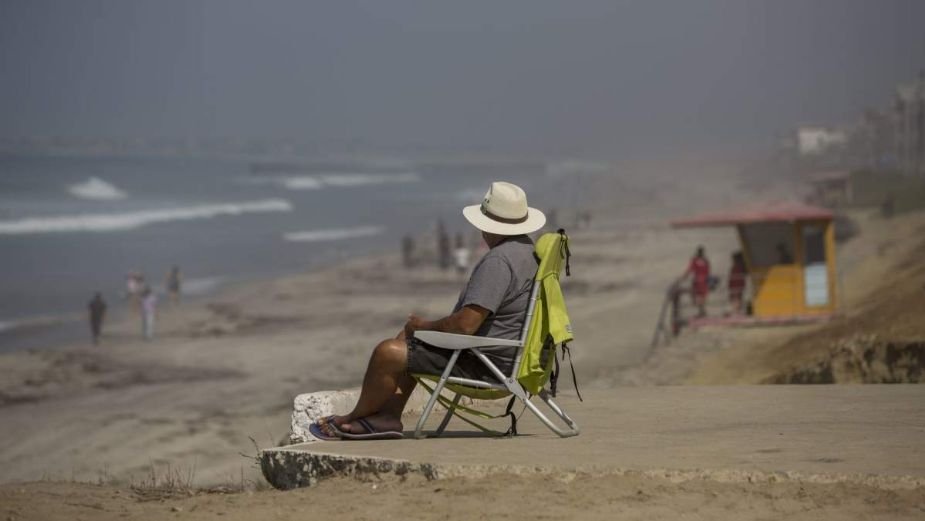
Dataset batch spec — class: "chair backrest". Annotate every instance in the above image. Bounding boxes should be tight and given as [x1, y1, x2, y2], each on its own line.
[514, 230, 573, 394]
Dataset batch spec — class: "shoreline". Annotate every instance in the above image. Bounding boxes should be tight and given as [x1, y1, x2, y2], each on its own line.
[0, 229, 440, 353]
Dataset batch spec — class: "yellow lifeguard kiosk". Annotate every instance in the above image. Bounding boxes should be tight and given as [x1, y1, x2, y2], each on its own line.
[671, 201, 838, 324]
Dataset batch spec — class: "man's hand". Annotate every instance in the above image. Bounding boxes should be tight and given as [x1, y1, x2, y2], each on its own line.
[403, 314, 431, 339]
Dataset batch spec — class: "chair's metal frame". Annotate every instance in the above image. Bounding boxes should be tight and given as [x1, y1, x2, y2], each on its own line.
[412, 280, 580, 439]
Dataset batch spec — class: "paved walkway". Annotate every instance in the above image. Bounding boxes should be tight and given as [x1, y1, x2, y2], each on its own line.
[261, 385, 925, 489]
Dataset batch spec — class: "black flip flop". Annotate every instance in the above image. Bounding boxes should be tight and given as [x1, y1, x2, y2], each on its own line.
[308, 415, 342, 441]
[338, 417, 404, 440]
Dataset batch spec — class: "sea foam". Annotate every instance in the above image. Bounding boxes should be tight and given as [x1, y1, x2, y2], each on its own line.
[0, 312, 81, 334]
[180, 276, 224, 296]
[68, 177, 129, 200]
[317, 172, 420, 187]
[244, 172, 420, 191]
[282, 177, 325, 190]
[283, 225, 383, 242]
[0, 199, 293, 235]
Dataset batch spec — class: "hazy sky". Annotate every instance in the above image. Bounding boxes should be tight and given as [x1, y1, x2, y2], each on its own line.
[1, 0, 923, 157]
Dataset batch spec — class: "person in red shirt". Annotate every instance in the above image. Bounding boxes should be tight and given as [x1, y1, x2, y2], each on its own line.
[728, 251, 747, 315]
[680, 246, 710, 317]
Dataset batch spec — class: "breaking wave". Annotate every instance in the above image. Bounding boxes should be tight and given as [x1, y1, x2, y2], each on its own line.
[282, 177, 324, 190]
[545, 160, 610, 177]
[283, 226, 384, 242]
[181, 276, 224, 296]
[318, 172, 420, 187]
[243, 172, 420, 191]
[0, 312, 81, 334]
[68, 177, 129, 200]
[0, 199, 293, 235]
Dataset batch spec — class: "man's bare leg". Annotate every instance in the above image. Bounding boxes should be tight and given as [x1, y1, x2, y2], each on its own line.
[339, 372, 417, 434]
[333, 338, 416, 433]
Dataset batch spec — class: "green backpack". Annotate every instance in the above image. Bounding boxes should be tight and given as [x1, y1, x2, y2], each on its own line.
[518, 230, 576, 395]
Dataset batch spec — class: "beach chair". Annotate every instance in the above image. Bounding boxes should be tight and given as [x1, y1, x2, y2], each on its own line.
[411, 230, 581, 438]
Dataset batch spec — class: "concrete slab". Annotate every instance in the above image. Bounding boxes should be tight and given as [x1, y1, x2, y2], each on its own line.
[261, 385, 925, 490]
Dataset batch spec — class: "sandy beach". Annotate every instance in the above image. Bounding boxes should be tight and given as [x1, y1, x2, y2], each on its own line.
[3, 472, 925, 521]
[1, 155, 923, 519]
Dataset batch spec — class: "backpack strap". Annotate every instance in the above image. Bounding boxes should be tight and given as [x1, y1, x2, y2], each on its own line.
[557, 229, 571, 276]
[548, 342, 582, 401]
[561, 342, 583, 402]
[502, 395, 519, 437]
[551, 355, 560, 398]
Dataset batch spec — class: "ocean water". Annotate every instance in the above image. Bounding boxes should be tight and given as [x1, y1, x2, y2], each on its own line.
[0, 154, 569, 350]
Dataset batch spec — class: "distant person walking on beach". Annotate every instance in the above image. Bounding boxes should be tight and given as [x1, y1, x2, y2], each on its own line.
[141, 286, 157, 340]
[401, 235, 415, 269]
[436, 218, 451, 270]
[125, 271, 143, 313]
[165, 265, 182, 304]
[728, 251, 747, 315]
[578, 210, 592, 229]
[453, 232, 470, 277]
[87, 292, 107, 345]
[680, 246, 711, 318]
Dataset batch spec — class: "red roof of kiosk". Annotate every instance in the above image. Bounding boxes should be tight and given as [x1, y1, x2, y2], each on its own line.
[671, 201, 834, 228]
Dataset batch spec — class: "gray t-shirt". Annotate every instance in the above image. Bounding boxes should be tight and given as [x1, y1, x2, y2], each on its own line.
[453, 235, 538, 340]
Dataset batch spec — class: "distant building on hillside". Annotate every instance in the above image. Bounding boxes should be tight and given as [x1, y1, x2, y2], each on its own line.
[894, 73, 925, 177]
[784, 71, 925, 176]
[796, 126, 848, 157]
[853, 108, 894, 169]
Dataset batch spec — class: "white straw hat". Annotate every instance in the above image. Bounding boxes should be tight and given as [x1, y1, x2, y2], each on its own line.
[462, 181, 546, 236]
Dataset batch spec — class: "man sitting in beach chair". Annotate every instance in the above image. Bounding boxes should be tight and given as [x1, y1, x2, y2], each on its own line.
[310, 181, 566, 440]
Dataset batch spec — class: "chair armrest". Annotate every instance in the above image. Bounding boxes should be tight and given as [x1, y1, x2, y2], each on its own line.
[413, 331, 522, 350]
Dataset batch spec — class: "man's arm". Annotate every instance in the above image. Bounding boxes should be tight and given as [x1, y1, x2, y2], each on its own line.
[400, 305, 490, 340]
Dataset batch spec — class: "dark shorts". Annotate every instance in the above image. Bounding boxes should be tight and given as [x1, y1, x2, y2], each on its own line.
[406, 337, 518, 384]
